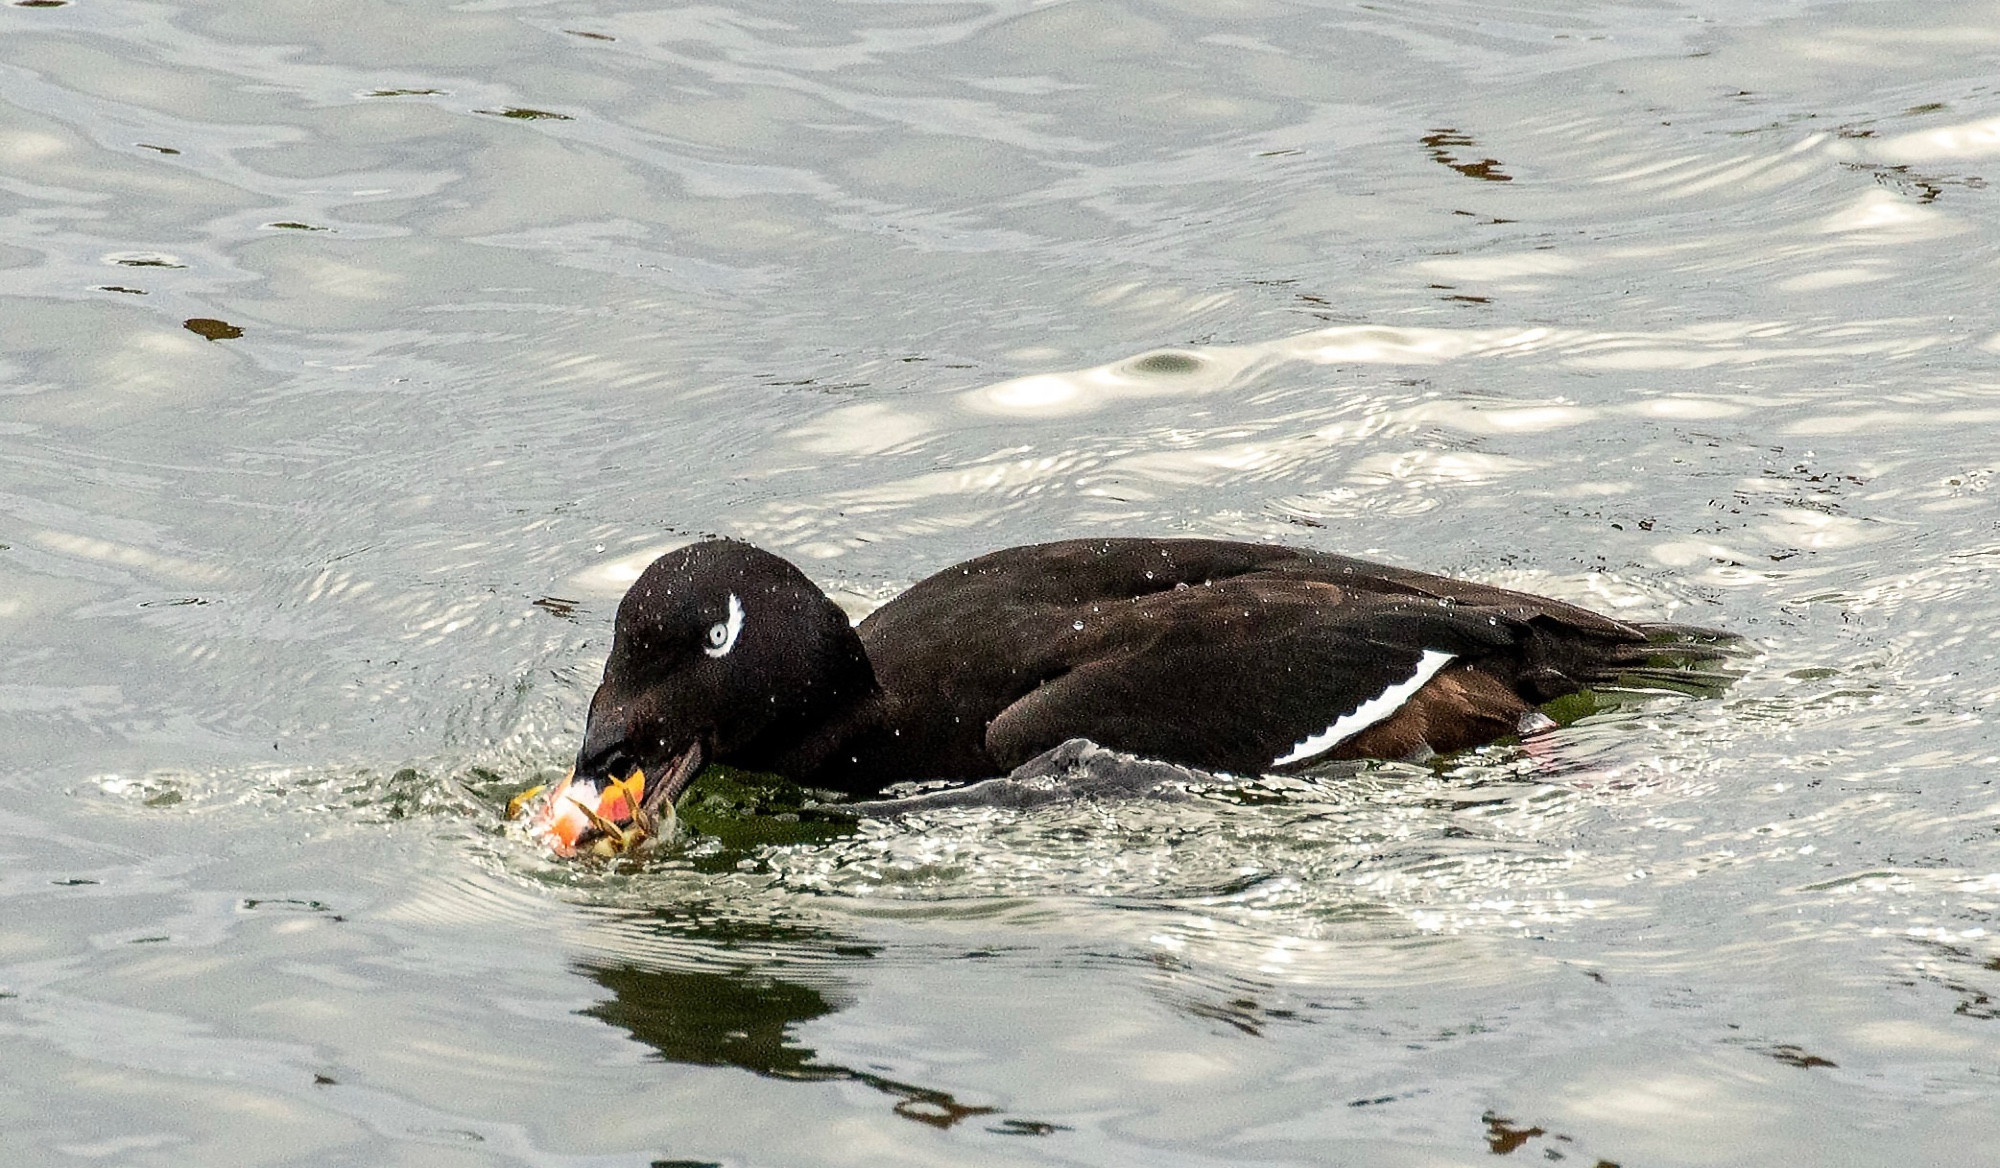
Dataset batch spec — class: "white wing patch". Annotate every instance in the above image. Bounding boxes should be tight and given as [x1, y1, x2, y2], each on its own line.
[704, 593, 745, 658]
[1272, 650, 1456, 767]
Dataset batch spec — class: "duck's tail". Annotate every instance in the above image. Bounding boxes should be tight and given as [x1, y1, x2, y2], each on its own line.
[1595, 622, 1746, 698]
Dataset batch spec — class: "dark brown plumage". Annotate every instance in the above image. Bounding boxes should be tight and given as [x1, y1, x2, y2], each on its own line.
[560, 538, 1727, 840]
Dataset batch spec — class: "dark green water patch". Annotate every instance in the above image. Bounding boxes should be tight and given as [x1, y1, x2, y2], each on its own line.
[674, 767, 856, 869]
[577, 914, 1057, 1132]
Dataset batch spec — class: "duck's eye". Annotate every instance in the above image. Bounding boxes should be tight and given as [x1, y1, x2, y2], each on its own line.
[703, 593, 745, 658]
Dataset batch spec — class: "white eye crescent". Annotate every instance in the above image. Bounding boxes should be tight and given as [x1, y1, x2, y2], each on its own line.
[704, 593, 744, 658]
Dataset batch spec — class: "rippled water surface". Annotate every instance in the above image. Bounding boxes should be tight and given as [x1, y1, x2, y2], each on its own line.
[4, 0, 1999, 1163]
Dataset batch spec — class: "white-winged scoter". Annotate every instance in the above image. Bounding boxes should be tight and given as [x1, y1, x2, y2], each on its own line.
[528, 537, 1726, 852]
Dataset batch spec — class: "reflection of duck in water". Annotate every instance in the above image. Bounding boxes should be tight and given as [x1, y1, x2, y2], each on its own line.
[533, 538, 1728, 854]
[575, 914, 1059, 1133]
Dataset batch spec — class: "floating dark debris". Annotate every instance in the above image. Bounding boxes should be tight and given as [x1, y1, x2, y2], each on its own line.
[184, 317, 244, 341]
[1422, 128, 1513, 182]
[476, 107, 573, 121]
[532, 595, 580, 619]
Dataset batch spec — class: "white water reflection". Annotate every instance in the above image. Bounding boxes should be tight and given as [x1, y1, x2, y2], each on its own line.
[805, 318, 1957, 442]
[1871, 114, 2000, 162]
[749, 314, 1956, 586]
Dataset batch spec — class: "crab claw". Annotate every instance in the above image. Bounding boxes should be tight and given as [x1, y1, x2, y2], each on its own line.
[505, 784, 547, 821]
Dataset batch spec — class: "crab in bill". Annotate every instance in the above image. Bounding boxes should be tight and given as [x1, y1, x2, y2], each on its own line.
[505, 744, 706, 858]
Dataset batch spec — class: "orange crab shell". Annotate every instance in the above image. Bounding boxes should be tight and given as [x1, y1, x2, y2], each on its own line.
[595, 770, 646, 822]
[519, 769, 648, 857]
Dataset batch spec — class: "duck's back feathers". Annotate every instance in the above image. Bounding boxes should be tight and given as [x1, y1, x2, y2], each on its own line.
[849, 538, 1695, 781]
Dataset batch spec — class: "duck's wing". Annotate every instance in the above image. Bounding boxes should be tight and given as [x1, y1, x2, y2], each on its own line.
[856, 540, 1319, 777]
[981, 576, 1645, 774]
[862, 538, 1699, 776]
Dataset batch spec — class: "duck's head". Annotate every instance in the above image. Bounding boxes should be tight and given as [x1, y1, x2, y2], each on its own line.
[528, 539, 872, 856]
